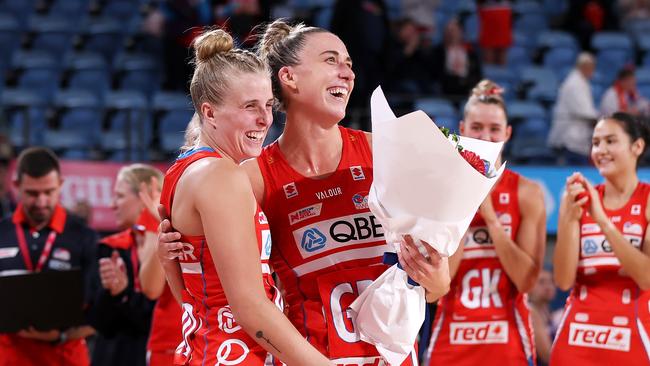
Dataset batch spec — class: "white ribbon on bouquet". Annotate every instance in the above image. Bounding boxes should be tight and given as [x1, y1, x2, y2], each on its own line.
[349, 86, 506, 365]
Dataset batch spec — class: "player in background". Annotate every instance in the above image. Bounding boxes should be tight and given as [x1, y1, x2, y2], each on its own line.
[551, 112, 650, 365]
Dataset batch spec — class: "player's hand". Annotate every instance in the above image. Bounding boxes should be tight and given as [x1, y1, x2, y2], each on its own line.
[157, 205, 184, 262]
[397, 235, 450, 302]
[99, 251, 128, 296]
[138, 177, 161, 220]
[17, 327, 60, 342]
[560, 173, 589, 222]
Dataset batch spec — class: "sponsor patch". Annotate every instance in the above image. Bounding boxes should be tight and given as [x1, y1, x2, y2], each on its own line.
[499, 193, 509, 204]
[568, 322, 631, 351]
[581, 223, 601, 235]
[258, 211, 268, 225]
[350, 166, 365, 181]
[283, 182, 298, 199]
[623, 222, 643, 235]
[450, 321, 509, 345]
[352, 192, 369, 210]
[300, 228, 327, 253]
[631, 204, 641, 215]
[288, 203, 323, 225]
[332, 356, 387, 366]
[0, 247, 19, 259]
[52, 248, 70, 261]
[260, 230, 272, 260]
[498, 213, 512, 225]
[48, 259, 71, 270]
[293, 213, 385, 259]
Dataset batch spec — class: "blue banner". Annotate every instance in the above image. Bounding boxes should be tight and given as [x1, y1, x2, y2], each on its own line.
[509, 166, 650, 234]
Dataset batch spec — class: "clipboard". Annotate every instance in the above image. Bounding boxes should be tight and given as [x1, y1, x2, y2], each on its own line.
[0, 269, 85, 332]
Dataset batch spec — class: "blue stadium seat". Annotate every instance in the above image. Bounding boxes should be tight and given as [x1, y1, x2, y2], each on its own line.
[509, 118, 555, 163]
[520, 66, 558, 98]
[64, 52, 110, 99]
[597, 49, 633, 85]
[637, 33, 650, 53]
[513, 31, 535, 51]
[53, 89, 102, 144]
[639, 83, 650, 99]
[0, 13, 20, 64]
[514, 13, 548, 38]
[464, 13, 479, 44]
[102, 90, 150, 161]
[635, 68, 650, 84]
[49, 0, 90, 17]
[590, 82, 606, 105]
[543, 47, 577, 70]
[114, 53, 160, 97]
[537, 31, 578, 51]
[414, 98, 457, 119]
[0, 0, 36, 25]
[1, 88, 47, 146]
[101, 0, 141, 19]
[43, 129, 94, 153]
[314, 7, 333, 29]
[29, 15, 75, 56]
[543, 0, 568, 17]
[508, 101, 547, 121]
[12, 51, 60, 100]
[82, 17, 124, 61]
[154, 91, 194, 154]
[506, 46, 532, 72]
[482, 65, 517, 99]
[513, 1, 542, 15]
[592, 32, 633, 52]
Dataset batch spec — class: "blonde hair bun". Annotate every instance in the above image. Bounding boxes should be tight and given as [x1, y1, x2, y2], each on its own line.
[193, 29, 235, 63]
[471, 79, 504, 99]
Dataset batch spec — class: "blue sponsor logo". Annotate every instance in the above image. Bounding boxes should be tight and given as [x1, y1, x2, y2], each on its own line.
[583, 239, 598, 255]
[301, 228, 327, 252]
[264, 234, 272, 256]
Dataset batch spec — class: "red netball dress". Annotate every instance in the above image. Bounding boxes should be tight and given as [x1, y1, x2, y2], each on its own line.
[258, 126, 417, 366]
[160, 147, 282, 366]
[550, 183, 650, 365]
[427, 170, 536, 366]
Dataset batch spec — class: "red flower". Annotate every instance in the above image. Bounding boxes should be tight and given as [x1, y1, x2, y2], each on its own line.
[460, 150, 486, 175]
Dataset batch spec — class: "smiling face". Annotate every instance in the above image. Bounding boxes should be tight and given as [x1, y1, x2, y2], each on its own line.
[111, 177, 143, 230]
[202, 71, 274, 162]
[460, 103, 511, 143]
[284, 32, 355, 124]
[591, 118, 644, 177]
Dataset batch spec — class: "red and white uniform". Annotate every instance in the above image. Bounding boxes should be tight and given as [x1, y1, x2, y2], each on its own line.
[550, 183, 650, 365]
[147, 286, 183, 365]
[160, 147, 282, 366]
[427, 170, 535, 366]
[258, 127, 417, 366]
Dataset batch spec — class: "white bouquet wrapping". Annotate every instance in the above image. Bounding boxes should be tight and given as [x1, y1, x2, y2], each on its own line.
[349, 87, 506, 365]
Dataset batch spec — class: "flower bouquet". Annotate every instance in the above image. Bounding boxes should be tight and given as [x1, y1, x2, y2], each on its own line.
[348, 87, 505, 365]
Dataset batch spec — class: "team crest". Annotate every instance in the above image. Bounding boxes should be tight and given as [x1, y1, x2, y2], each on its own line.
[631, 204, 641, 215]
[352, 192, 369, 210]
[499, 193, 509, 204]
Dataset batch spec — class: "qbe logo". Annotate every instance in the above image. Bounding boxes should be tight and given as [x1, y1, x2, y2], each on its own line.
[449, 321, 509, 345]
[293, 213, 385, 258]
[301, 228, 327, 252]
[568, 323, 631, 351]
[582, 238, 599, 255]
